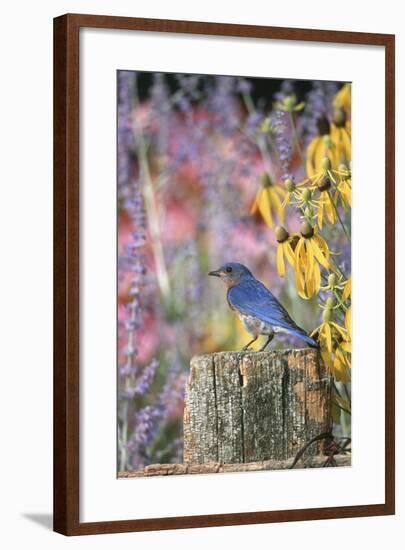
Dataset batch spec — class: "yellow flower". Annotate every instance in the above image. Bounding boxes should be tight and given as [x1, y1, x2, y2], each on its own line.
[293, 188, 319, 217]
[316, 177, 337, 228]
[306, 117, 337, 178]
[298, 158, 351, 229]
[333, 83, 351, 120]
[336, 163, 352, 208]
[306, 114, 351, 178]
[312, 305, 350, 381]
[333, 348, 351, 382]
[274, 226, 296, 277]
[293, 221, 335, 299]
[333, 306, 352, 380]
[342, 276, 351, 302]
[281, 178, 309, 209]
[251, 172, 285, 229]
[312, 308, 346, 353]
[330, 108, 351, 167]
[342, 306, 352, 351]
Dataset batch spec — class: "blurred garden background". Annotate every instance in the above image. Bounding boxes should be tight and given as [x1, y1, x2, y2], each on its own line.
[117, 71, 352, 473]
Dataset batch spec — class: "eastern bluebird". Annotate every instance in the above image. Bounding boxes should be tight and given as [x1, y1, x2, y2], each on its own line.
[209, 262, 319, 350]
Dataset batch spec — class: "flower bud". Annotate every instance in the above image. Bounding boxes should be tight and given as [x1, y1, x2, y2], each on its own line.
[275, 225, 289, 243]
[326, 296, 336, 309]
[316, 115, 330, 136]
[322, 135, 333, 149]
[284, 178, 295, 192]
[328, 273, 337, 287]
[300, 220, 314, 239]
[321, 157, 332, 171]
[323, 308, 333, 323]
[260, 172, 273, 188]
[302, 188, 312, 202]
[318, 176, 331, 192]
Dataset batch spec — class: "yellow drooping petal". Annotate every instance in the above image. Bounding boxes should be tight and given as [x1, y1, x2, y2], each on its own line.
[283, 241, 295, 265]
[270, 187, 285, 224]
[333, 83, 351, 119]
[252, 184, 286, 229]
[330, 125, 351, 166]
[331, 322, 347, 339]
[311, 237, 331, 270]
[295, 271, 306, 299]
[294, 243, 307, 299]
[345, 306, 352, 339]
[341, 341, 352, 353]
[306, 136, 322, 178]
[305, 261, 316, 298]
[277, 244, 286, 277]
[338, 180, 352, 207]
[294, 237, 306, 269]
[325, 192, 337, 224]
[313, 261, 321, 292]
[317, 194, 325, 228]
[334, 348, 351, 382]
[305, 240, 315, 282]
[252, 188, 273, 228]
[293, 238, 322, 298]
[323, 323, 333, 353]
[342, 277, 351, 301]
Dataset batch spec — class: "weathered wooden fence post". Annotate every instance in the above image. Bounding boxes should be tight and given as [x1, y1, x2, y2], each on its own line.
[183, 349, 332, 464]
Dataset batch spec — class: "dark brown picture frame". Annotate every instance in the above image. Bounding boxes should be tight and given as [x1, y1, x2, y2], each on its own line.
[53, 13, 395, 536]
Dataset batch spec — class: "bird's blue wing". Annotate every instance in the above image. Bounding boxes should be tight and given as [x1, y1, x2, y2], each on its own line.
[228, 279, 318, 347]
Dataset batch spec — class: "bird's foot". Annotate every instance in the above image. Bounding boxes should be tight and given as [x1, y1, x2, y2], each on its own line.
[259, 335, 274, 351]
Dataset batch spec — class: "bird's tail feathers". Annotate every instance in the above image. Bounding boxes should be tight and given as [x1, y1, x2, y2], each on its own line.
[290, 328, 319, 349]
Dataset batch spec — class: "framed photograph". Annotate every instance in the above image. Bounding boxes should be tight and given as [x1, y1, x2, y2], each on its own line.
[53, 13, 395, 535]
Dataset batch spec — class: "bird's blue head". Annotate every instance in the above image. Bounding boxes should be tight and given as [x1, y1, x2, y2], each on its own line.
[208, 262, 253, 287]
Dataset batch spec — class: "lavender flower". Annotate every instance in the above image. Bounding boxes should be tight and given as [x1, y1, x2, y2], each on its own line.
[117, 71, 135, 197]
[271, 110, 293, 179]
[128, 404, 165, 469]
[273, 79, 294, 102]
[205, 75, 240, 136]
[158, 354, 186, 416]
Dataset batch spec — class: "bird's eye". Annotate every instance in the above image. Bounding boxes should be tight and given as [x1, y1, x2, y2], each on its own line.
[225, 266, 233, 273]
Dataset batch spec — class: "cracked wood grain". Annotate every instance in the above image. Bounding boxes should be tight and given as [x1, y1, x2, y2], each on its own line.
[183, 350, 332, 464]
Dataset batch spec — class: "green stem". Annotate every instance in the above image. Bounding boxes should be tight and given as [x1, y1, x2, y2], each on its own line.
[119, 400, 129, 471]
[331, 255, 348, 281]
[333, 289, 348, 312]
[333, 380, 343, 399]
[343, 383, 351, 403]
[328, 190, 351, 244]
[334, 401, 352, 416]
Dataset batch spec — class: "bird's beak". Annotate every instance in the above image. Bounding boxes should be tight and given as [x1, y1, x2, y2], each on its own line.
[208, 270, 222, 277]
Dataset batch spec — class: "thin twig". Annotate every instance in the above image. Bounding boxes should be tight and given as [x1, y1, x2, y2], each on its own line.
[289, 431, 334, 469]
[328, 190, 351, 243]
